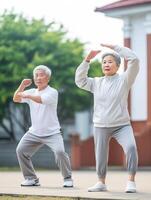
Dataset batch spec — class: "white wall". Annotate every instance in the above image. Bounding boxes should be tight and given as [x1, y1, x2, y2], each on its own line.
[75, 111, 91, 140]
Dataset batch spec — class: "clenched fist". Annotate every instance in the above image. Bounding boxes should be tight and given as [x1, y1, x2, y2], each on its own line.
[21, 79, 32, 88]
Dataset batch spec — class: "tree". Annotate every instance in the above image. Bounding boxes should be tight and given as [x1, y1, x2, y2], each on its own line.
[0, 11, 103, 140]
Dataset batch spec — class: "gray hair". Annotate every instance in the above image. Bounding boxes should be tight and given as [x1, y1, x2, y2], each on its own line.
[33, 65, 52, 78]
[101, 52, 121, 67]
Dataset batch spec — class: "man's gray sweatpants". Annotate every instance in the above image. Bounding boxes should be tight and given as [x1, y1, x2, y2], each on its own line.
[94, 125, 138, 179]
[16, 132, 72, 180]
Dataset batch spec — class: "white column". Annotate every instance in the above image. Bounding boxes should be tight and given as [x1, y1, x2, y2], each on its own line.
[123, 18, 132, 38]
[130, 15, 147, 120]
[144, 13, 151, 34]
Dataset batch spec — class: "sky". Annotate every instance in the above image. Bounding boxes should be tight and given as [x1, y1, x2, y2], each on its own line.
[0, 0, 123, 50]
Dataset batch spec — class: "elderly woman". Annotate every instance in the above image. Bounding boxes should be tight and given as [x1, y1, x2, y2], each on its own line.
[13, 65, 73, 188]
[75, 44, 139, 193]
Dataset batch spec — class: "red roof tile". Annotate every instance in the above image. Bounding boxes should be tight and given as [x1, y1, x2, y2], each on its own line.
[95, 0, 151, 12]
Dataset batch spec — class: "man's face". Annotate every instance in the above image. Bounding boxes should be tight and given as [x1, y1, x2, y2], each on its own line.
[34, 69, 50, 90]
[102, 55, 118, 76]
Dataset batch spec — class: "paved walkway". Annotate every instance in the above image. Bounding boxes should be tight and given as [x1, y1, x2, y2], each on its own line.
[0, 169, 151, 200]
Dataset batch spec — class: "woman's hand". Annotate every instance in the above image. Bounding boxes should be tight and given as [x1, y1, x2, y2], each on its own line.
[85, 50, 101, 62]
[101, 43, 115, 49]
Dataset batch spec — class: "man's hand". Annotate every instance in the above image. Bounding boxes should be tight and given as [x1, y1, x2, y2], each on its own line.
[85, 50, 101, 62]
[21, 79, 32, 88]
[18, 92, 42, 103]
[13, 79, 32, 103]
[18, 92, 29, 98]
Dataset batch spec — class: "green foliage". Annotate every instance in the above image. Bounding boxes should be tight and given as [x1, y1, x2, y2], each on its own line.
[0, 11, 103, 139]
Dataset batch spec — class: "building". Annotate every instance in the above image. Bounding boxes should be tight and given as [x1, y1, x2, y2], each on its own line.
[71, 0, 151, 169]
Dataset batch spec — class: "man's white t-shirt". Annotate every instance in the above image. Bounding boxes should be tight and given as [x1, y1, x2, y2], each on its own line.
[21, 85, 61, 137]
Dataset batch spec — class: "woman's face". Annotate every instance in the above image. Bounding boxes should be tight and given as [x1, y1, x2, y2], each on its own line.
[102, 55, 119, 76]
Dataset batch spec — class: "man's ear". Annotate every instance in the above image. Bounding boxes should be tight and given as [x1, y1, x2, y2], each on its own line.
[48, 76, 51, 82]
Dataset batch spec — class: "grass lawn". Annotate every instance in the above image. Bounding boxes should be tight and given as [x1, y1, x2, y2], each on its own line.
[0, 167, 51, 172]
[0, 167, 20, 171]
[0, 195, 75, 200]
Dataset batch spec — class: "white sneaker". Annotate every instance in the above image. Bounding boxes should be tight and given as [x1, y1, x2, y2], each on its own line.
[63, 179, 73, 187]
[88, 182, 107, 192]
[125, 181, 136, 193]
[21, 178, 40, 186]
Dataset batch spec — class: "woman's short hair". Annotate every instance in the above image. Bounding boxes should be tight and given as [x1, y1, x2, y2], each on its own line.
[33, 65, 52, 78]
[101, 52, 121, 67]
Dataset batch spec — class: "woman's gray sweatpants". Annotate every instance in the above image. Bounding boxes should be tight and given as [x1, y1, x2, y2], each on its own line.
[16, 132, 72, 180]
[94, 125, 138, 179]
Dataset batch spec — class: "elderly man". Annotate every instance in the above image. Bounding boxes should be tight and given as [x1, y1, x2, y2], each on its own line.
[13, 65, 73, 187]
